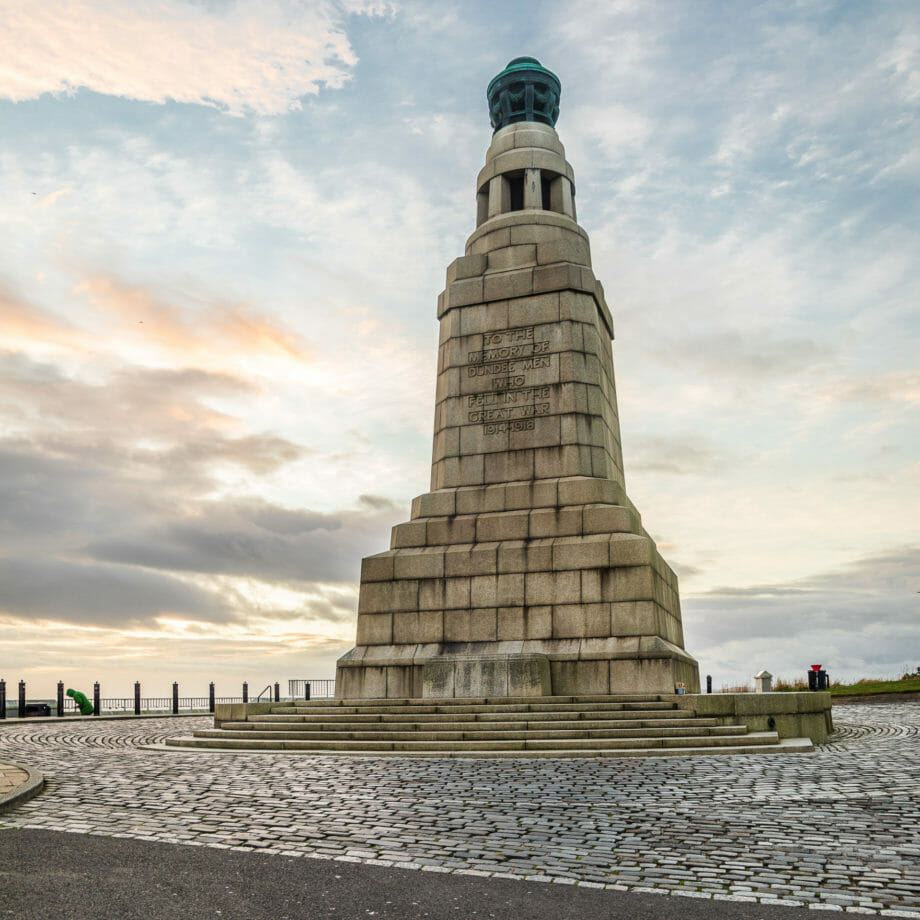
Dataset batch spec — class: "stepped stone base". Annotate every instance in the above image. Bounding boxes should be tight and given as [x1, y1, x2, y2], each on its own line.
[163, 693, 828, 758]
[337, 476, 701, 700]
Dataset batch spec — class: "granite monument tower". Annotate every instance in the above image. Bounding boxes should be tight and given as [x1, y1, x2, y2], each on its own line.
[336, 57, 701, 699]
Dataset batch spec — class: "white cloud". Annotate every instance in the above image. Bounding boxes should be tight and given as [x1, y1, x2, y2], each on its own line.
[0, 0, 390, 115]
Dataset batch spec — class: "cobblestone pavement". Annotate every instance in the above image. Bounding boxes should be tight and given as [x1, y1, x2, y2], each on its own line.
[1, 704, 919, 916]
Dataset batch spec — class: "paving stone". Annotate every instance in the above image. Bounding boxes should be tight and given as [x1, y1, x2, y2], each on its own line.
[1, 703, 919, 915]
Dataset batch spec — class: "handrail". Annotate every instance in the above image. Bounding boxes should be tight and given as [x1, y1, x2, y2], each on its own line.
[254, 684, 273, 701]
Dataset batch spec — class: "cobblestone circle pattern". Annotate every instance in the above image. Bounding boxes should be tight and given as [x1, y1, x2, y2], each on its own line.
[2, 703, 919, 915]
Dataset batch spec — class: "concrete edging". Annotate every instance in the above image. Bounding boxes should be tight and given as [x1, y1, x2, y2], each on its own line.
[672, 692, 834, 743]
[0, 763, 45, 814]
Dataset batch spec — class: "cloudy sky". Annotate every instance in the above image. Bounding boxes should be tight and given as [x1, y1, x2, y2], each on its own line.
[1, 0, 917, 698]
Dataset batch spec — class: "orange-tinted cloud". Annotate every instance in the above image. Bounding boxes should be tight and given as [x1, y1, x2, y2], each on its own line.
[1, 283, 89, 352]
[75, 274, 309, 363]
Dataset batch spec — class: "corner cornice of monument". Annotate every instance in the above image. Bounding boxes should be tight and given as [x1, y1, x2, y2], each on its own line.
[438, 261, 598, 313]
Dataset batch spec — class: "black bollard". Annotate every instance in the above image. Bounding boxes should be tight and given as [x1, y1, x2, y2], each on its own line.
[274, 682, 280, 703]
[57, 681, 65, 717]
[305, 681, 311, 701]
[172, 682, 179, 714]
[242, 681, 248, 703]
[18, 680, 26, 718]
[208, 682, 215, 713]
[0, 679, 6, 719]
[134, 681, 141, 716]
[93, 681, 100, 716]
[706, 674, 712, 694]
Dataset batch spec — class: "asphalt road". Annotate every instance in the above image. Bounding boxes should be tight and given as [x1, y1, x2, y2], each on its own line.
[0, 828, 818, 920]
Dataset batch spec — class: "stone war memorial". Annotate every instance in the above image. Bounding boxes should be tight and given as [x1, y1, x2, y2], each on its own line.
[170, 59, 832, 756]
[336, 57, 700, 701]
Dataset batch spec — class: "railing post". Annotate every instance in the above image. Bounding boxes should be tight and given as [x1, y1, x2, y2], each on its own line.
[134, 681, 141, 715]
[274, 682, 280, 703]
[0, 679, 6, 719]
[706, 674, 712, 694]
[57, 681, 65, 717]
[172, 682, 179, 714]
[208, 682, 215, 713]
[305, 681, 310, 702]
[242, 681, 248, 703]
[18, 680, 26, 718]
[93, 681, 100, 716]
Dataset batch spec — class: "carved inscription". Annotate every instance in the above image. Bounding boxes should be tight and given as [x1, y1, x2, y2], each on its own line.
[465, 325, 552, 432]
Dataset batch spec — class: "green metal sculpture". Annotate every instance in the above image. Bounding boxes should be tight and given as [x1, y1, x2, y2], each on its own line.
[67, 687, 94, 715]
[487, 56, 561, 132]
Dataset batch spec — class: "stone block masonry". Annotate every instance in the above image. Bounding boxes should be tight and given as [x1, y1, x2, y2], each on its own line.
[337, 63, 700, 699]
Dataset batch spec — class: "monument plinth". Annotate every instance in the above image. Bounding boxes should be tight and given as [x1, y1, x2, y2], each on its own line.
[336, 59, 700, 699]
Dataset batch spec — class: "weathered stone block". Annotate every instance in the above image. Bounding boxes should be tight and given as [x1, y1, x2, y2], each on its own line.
[476, 510, 529, 542]
[607, 534, 654, 566]
[553, 536, 609, 570]
[356, 613, 393, 645]
[496, 540, 527, 573]
[483, 268, 534, 302]
[496, 605, 525, 640]
[444, 543, 498, 577]
[360, 553, 394, 583]
[445, 576, 471, 609]
[426, 515, 476, 546]
[467, 227, 511, 255]
[446, 253, 488, 284]
[582, 504, 636, 534]
[390, 520, 427, 549]
[558, 290, 598, 325]
[505, 478, 557, 510]
[411, 490, 456, 519]
[536, 237, 590, 267]
[418, 577, 445, 610]
[525, 605, 553, 638]
[601, 566, 655, 602]
[457, 453, 484, 485]
[487, 244, 536, 272]
[470, 574, 497, 607]
[394, 550, 444, 580]
[459, 301, 509, 336]
[470, 607, 497, 641]
[443, 608, 472, 642]
[456, 484, 505, 514]
[529, 506, 582, 538]
[496, 572, 525, 606]
[508, 292, 559, 326]
[483, 449, 534, 484]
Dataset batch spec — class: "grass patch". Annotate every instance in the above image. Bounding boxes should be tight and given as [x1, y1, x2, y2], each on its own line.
[773, 674, 920, 696]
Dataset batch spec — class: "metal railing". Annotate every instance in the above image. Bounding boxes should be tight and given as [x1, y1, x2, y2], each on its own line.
[0, 678, 336, 718]
[288, 679, 336, 700]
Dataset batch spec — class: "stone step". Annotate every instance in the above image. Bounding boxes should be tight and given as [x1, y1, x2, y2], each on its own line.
[272, 693, 668, 708]
[175, 731, 776, 752]
[270, 700, 679, 716]
[162, 736, 813, 758]
[257, 708, 696, 725]
[215, 716, 723, 733]
[191, 724, 748, 742]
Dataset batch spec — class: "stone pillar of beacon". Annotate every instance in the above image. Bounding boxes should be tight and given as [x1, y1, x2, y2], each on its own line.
[336, 57, 700, 699]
